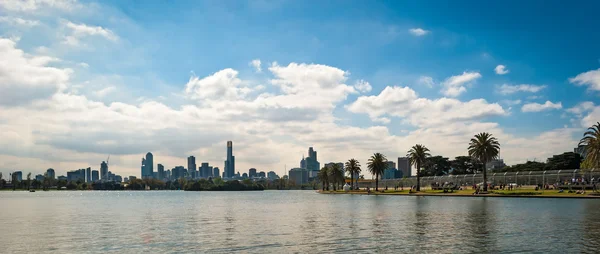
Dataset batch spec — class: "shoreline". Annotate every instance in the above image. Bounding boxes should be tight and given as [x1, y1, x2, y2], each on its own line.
[317, 190, 600, 199]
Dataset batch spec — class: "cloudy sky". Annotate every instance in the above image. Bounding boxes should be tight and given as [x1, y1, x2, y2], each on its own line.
[1, 0, 599, 178]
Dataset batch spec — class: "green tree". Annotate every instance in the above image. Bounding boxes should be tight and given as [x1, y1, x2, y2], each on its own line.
[317, 167, 329, 191]
[545, 152, 581, 170]
[407, 144, 430, 191]
[423, 156, 451, 176]
[579, 122, 600, 169]
[468, 132, 500, 192]
[26, 172, 32, 190]
[328, 164, 343, 191]
[367, 153, 387, 191]
[345, 158, 361, 190]
[450, 156, 481, 175]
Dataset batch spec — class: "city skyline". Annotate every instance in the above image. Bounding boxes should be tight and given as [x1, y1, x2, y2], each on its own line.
[1, 1, 600, 178]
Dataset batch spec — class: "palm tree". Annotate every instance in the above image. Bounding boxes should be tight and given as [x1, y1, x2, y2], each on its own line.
[367, 153, 387, 191]
[318, 167, 329, 191]
[345, 159, 361, 190]
[468, 132, 500, 192]
[580, 122, 600, 169]
[328, 164, 343, 191]
[407, 144, 431, 191]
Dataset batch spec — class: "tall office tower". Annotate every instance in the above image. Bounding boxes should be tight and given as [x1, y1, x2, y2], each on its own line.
[224, 141, 235, 178]
[92, 170, 99, 182]
[46, 168, 55, 179]
[301, 147, 320, 171]
[157, 164, 165, 180]
[249, 168, 257, 178]
[145, 152, 154, 178]
[188, 156, 197, 179]
[398, 157, 411, 177]
[213, 167, 220, 178]
[86, 167, 91, 183]
[101, 161, 108, 180]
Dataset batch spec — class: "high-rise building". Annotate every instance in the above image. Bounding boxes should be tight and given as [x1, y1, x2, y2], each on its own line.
[92, 170, 99, 182]
[200, 163, 213, 178]
[35, 174, 44, 181]
[213, 167, 220, 178]
[258, 171, 266, 178]
[301, 147, 320, 171]
[187, 156, 197, 178]
[398, 157, 411, 177]
[267, 171, 279, 180]
[158, 164, 165, 180]
[13, 171, 22, 181]
[67, 169, 85, 182]
[101, 161, 108, 180]
[165, 169, 171, 180]
[142, 152, 154, 179]
[141, 158, 146, 178]
[224, 141, 235, 178]
[249, 168, 257, 178]
[86, 167, 91, 183]
[171, 166, 186, 179]
[46, 168, 55, 179]
[385, 161, 396, 170]
[289, 168, 308, 185]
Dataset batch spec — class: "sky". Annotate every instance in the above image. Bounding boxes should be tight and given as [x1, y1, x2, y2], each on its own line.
[1, 0, 599, 178]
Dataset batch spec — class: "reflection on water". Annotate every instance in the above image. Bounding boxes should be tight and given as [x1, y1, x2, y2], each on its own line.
[1, 191, 600, 253]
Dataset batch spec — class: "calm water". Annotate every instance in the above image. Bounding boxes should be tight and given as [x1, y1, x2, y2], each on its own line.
[1, 190, 600, 253]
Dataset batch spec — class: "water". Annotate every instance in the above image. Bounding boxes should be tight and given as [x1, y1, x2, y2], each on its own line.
[1, 190, 599, 253]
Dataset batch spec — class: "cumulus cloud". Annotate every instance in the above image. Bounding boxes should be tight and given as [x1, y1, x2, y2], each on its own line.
[347, 86, 506, 127]
[0, 37, 72, 105]
[184, 68, 251, 101]
[494, 65, 509, 75]
[441, 71, 481, 97]
[569, 68, 600, 92]
[521, 101, 562, 112]
[94, 86, 116, 98]
[249, 59, 261, 72]
[408, 28, 429, 36]
[497, 84, 546, 95]
[354, 79, 372, 93]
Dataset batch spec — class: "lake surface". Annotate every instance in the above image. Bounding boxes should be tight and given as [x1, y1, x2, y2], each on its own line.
[1, 190, 599, 253]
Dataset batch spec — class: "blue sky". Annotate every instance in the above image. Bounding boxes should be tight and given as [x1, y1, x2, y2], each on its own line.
[0, 0, 599, 177]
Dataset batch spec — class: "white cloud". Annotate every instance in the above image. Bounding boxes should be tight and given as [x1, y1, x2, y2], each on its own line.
[94, 86, 116, 98]
[497, 84, 546, 95]
[521, 101, 562, 112]
[494, 64, 509, 75]
[249, 59, 261, 72]
[0, 16, 39, 26]
[0, 0, 79, 12]
[418, 76, 434, 88]
[408, 28, 429, 36]
[62, 20, 118, 46]
[354, 79, 372, 93]
[0, 37, 72, 105]
[347, 86, 506, 127]
[569, 68, 600, 92]
[566, 101, 594, 116]
[441, 71, 481, 97]
[184, 68, 251, 101]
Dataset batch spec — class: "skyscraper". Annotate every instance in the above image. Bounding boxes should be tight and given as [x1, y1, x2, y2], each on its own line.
[145, 152, 154, 178]
[46, 168, 55, 179]
[158, 164, 165, 180]
[224, 141, 235, 178]
[301, 147, 320, 171]
[249, 168, 257, 178]
[92, 170, 99, 182]
[213, 167, 220, 178]
[86, 167, 91, 183]
[187, 156, 197, 178]
[101, 161, 108, 180]
[398, 157, 411, 177]
[141, 158, 146, 178]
